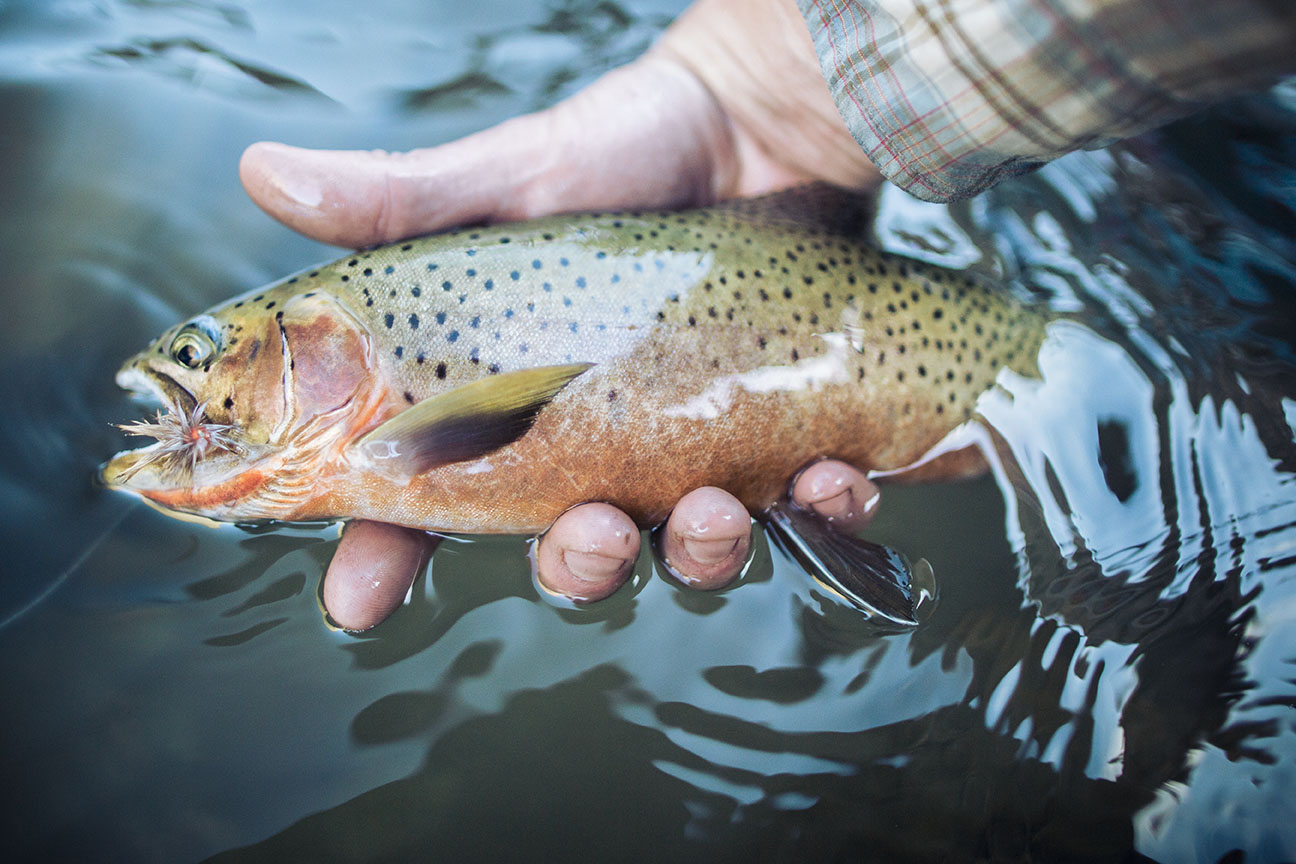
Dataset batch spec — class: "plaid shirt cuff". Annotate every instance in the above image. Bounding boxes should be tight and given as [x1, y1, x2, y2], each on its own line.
[797, 0, 1296, 202]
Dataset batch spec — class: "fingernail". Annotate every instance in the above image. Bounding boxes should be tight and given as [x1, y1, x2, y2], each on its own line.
[255, 143, 325, 208]
[562, 550, 629, 583]
[682, 537, 739, 565]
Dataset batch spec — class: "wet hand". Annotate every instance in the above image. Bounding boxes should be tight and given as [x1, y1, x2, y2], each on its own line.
[239, 0, 878, 247]
[239, 0, 883, 630]
[322, 461, 880, 630]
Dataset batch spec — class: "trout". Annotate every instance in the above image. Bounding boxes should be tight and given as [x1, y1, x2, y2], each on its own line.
[102, 185, 1046, 622]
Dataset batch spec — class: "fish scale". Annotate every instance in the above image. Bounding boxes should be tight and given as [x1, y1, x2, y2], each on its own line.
[104, 185, 1048, 537]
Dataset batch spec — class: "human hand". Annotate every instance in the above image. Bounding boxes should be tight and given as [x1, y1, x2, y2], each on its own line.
[241, 0, 884, 629]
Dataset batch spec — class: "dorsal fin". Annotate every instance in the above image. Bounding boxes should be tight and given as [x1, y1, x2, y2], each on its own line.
[353, 363, 591, 482]
[713, 183, 876, 240]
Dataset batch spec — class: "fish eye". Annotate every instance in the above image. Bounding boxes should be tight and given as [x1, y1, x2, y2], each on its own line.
[169, 317, 222, 369]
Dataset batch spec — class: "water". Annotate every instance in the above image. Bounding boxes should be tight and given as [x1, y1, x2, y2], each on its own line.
[1, 2, 1293, 861]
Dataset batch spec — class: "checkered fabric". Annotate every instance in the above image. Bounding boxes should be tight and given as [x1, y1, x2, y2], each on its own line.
[797, 0, 1296, 202]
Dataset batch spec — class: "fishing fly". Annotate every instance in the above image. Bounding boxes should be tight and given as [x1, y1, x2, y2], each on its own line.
[116, 399, 245, 481]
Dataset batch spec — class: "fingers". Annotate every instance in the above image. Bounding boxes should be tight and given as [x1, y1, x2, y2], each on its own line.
[791, 459, 881, 533]
[657, 486, 753, 590]
[322, 520, 438, 630]
[321, 465, 878, 626]
[240, 57, 735, 249]
[534, 502, 641, 603]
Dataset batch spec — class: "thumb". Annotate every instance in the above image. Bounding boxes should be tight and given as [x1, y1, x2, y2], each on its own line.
[239, 56, 738, 249]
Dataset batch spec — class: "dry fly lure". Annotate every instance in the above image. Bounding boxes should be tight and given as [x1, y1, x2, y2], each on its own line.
[116, 399, 246, 481]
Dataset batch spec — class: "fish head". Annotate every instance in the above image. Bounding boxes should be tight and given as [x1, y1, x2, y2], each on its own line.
[102, 284, 372, 522]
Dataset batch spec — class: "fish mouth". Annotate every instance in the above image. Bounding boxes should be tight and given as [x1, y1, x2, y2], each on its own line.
[102, 364, 249, 496]
[115, 364, 198, 416]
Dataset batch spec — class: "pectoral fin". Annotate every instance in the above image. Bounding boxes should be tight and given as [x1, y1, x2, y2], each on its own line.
[763, 500, 918, 626]
[355, 363, 592, 481]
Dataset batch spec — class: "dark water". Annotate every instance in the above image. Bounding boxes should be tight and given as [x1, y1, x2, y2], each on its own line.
[1, 2, 1294, 861]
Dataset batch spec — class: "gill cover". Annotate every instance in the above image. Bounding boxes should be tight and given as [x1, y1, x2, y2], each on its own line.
[279, 292, 370, 425]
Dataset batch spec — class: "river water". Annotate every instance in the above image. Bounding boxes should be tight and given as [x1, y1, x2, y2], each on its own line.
[1, 1, 1293, 861]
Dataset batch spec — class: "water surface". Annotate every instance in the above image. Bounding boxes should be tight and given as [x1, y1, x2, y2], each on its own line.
[1, 2, 1293, 861]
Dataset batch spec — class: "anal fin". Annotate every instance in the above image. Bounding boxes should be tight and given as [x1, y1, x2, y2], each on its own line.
[763, 500, 917, 626]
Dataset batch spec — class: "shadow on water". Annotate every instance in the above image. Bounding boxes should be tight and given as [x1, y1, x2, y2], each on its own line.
[0, 1, 1294, 862]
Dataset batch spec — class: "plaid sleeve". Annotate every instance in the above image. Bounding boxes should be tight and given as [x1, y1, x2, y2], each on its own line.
[796, 0, 1296, 202]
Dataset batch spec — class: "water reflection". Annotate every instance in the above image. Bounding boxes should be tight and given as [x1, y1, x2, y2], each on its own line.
[0, 0, 1294, 861]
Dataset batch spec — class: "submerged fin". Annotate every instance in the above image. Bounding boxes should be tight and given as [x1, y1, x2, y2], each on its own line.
[355, 363, 592, 480]
[763, 500, 917, 626]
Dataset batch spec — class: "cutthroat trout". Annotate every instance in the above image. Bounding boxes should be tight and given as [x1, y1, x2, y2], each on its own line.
[103, 185, 1046, 622]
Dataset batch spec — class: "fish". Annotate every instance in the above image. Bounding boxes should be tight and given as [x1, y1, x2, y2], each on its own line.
[102, 184, 1047, 624]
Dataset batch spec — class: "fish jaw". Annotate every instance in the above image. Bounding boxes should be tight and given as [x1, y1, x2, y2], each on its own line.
[104, 362, 293, 521]
[101, 446, 270, 518]
[115, 363, 198, 417]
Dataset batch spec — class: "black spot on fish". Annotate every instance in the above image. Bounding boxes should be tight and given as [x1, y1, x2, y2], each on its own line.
[253, 294, 264, 302]
[409, 314, 420, 329]
[435, 362, 446, 379]
[470, 316, 480, 329]
[385, 265, 395, 275]
[607, 390, 617, 401]
[435, 312, 446, 325]
[363, 268, 373, 276]
[416, 353, 425, 365]
[510, 271, 520, 281]
[234, 301, 244, 308]
[384, 313, 394, 329]
[442, 281, 452, 291]
[447, 330, 459, 343]
[394, 346, 404, 359]
[427, 263, 438, 271]
[224, 396, 234, 409]
[412, 286, 421, 297]
[341, 275, 350, 282]
[488, 363, 501, 374]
